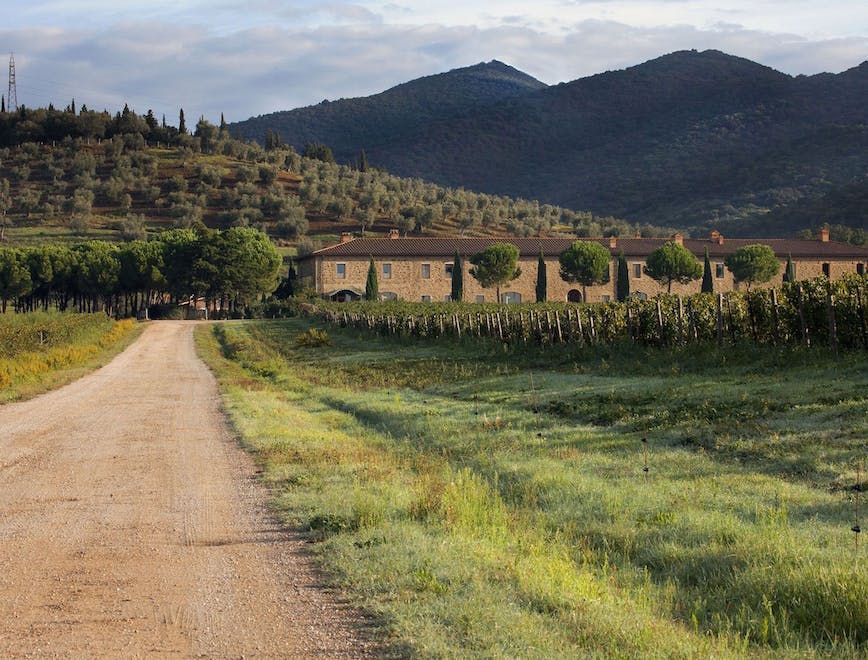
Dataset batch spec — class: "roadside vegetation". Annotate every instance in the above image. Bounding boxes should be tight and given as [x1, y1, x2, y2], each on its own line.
[0, 311, 140, 402]
[197, 318, 867, 657]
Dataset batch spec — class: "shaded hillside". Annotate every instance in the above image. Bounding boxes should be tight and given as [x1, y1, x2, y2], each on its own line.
[1, 107, 675, 249]
[232, 50, 868, 237]
[234, 60, 546, 164]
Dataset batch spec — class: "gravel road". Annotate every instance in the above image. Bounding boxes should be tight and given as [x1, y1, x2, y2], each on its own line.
[0, 321, 379, 657]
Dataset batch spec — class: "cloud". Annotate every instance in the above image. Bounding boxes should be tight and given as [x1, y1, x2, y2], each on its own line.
[2, 18, 865, 124]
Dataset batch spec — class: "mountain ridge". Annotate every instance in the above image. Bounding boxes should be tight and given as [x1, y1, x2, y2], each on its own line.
[230, 50, 868, 236]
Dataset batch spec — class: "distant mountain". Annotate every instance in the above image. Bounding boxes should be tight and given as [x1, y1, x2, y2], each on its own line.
[231, 50, 868, 236]
[234, 60, 546, 165]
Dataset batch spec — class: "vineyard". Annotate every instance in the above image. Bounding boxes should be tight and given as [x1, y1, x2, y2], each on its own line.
[304, 274, 868, 352]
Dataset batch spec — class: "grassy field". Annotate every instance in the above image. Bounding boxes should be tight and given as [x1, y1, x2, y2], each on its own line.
[0, 312, 142, 402]
[196, 318, 867, 657]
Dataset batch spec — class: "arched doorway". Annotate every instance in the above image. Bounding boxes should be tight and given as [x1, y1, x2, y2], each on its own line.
[567, 289, 582, 303]
[328, 289, 362, 302]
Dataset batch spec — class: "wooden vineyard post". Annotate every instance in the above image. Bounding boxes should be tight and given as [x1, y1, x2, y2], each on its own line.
[771, 289, 781, 346]
[826, 284, 838, 357]
[857, 286, 868, 350]
[797, 284, 810, 347]
[687, 299, 698, 342]
[726, 294, 737, 344]
[576, 308, 585, 344]
[496, 313, 504, 341]
[453, 314, 461, 338]
[716, 293, 724, 348]
[677, 296, 685, 345]
[587, 309, 596, 343]
[555, 311, 564, 343]
[626, 304, 634, 342]
[656, 300, 665, 347]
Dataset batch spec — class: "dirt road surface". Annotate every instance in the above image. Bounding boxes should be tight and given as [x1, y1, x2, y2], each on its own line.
[0, 321, 379, 657]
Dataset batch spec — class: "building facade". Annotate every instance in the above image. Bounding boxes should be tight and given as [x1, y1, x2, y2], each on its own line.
[297, 229, 868, 303]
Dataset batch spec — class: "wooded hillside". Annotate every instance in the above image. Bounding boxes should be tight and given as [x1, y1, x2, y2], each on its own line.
[231, 50, 868, 238]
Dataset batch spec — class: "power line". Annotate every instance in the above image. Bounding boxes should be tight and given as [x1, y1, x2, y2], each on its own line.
[7, 53, 18, 112]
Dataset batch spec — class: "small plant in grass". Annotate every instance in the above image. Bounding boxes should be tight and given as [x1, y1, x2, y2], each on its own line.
[295, 327, 330, 347]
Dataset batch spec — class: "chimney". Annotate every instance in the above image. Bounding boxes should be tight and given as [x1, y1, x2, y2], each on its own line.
[672, 233, 683, 246]
[818, 227, 830, 242]
[389, 228, 400, 240]
[710, 230, 720, 241]
[340, 232, 353, 244]
[608, 235, 617, 249]
[635, 230, 642, 239]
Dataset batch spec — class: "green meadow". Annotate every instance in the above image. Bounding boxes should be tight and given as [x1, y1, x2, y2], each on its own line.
[196, 318, 867, 657]
[0, 312, 140, 402]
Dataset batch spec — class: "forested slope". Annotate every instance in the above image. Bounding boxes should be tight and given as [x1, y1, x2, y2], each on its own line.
[232, 50, 868, 237]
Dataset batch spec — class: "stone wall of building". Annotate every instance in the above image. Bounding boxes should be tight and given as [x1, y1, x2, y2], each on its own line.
[298, 236, 867, 303]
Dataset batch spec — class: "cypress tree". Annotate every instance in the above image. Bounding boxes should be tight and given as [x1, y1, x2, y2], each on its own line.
[359, 149, 368, 173]
[451, 251, 463, 302]
[178, 108, 187, 135]
[535, 248, 547, 302]
[1, 95, 4, 114]
[616, 250, 630, 301]
[783, 253, 796, 283]
[365, 257, 378, 301]
[701, 247, 713, 293]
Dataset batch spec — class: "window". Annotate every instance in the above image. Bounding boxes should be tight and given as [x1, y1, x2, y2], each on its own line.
[380, 291, 397, 301]
[382, 263, 392, 279]
[421, 295, 432, 302]
[421, 263, 431, 279]
[445, 263, 454, 276]
[501, 292, 521, 304]
[476, 295, 485, 303]
[633, 263, 642, 278]
[444, 295, 451, 302]
[336, 263, 346, 279]
[715, 263, 725, 279]
[822, 263, 830, 277]
[633, 292, 647, 300]
[858, 263, 865, 275]
[601, 295, 611, 302]
[567, 290, 582, 303]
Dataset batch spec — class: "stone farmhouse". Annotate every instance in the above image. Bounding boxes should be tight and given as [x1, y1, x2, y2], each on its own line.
[297, 228, 868, 303]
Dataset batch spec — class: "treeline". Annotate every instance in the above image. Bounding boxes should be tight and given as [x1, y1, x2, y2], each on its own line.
[305, 274, 868, 352]
[0, 103, 226, 150]
[0, 226, 280, 316]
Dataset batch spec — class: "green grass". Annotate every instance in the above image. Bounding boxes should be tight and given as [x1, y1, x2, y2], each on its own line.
[0, 312, 142, 402]
[196, 318, 867, 657]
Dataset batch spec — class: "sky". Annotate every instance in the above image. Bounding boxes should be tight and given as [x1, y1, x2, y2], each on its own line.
[1, 1, 866, 124]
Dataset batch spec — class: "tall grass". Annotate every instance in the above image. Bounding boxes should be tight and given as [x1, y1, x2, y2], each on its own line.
[0, 312, 139, 401]
[197, 318, 867, 657]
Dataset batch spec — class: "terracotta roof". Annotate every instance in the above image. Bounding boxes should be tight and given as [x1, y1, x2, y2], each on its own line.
[304, 236, 868, 260]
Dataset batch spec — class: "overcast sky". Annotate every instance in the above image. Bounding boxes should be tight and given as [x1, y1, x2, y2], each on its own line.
[2, 1, 866, 124]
